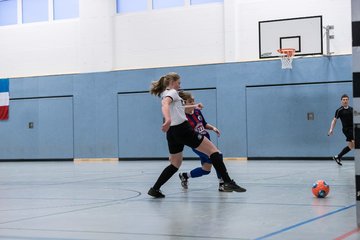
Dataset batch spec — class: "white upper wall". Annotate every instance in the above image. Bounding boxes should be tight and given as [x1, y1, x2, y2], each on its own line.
[0, 20, 80, 78]
[0, 0, 352, 78]
[114, 3, 225, 70]
[0, 0, 116, 78]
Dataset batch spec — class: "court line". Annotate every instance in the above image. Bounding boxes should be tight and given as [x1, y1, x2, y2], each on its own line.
[0, 192, 141, 225]
[0, 227, 249, 240]
[254, 204, 355, 240]
[334, 227, 360, 240]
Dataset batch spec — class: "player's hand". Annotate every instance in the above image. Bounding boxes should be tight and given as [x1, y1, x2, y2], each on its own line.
[196, 103, 203, 110]
[213, 127, 221, 137]
[162, 120, 171, 132]
[327, 130, 333, 136]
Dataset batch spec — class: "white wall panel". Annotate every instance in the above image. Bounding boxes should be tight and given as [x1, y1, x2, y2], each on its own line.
[74, 0, 115, 73]
[0, 0, 115, 78]
[0, 0, 352, 77]
[114, 4, 224, 70]
[0, 21, 80, 78]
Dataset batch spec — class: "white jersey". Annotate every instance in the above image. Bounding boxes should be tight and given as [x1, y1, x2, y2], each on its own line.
[161, 89, 187, 126]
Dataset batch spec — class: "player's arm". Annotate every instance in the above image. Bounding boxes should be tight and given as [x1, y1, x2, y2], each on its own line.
[184, 103, 203, 110]
[161, 97, 172, 132]
[328, 118, 337, 136]
[205, 123, 220, 137]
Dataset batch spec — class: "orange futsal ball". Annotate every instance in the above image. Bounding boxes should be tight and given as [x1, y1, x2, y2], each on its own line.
[312, 180, 330, 198]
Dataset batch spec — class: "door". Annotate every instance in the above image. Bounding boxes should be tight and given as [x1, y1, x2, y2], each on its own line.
[0, 97, 74, 160]
[246, 82, 352, 158]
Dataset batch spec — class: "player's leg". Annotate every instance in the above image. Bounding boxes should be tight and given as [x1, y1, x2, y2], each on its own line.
[339, 143, 351, 157]
[180, 122, 245, 192]
[179, 149, 210, 189]
[334, 128, 354, 166]
[196, 150, 224, 191]
[195, 138, 246, 192]
[148, 129, 184, 198]
[148, 152, 182, 198]
[349, 140, 355, 149]
[212, 154, 225, 191]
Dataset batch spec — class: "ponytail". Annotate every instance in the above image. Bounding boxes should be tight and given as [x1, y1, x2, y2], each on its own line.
[150, 72, 180, 97]
[150, 76, 167, 97]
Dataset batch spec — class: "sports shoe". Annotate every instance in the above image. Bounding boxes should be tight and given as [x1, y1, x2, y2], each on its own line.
[223, 180, 246, 192]
[179, 173, 188, 189]
[218, 182, 225, 192]
[333, 155, 342, 166]
[148, 187, 165, 198]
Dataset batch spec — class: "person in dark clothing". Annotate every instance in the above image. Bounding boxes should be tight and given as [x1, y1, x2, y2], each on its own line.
[328, 94, 354, 166]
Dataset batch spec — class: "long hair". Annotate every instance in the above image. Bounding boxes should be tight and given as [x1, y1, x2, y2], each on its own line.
[150, 72, 180, 97]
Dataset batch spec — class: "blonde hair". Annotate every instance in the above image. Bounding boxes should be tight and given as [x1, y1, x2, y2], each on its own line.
[150, 72, 180, 97]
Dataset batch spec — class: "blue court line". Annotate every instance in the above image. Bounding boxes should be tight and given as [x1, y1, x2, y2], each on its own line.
[255, 204, 355, 240]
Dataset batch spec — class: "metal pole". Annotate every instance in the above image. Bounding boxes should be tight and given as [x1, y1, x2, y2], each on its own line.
[324, 25, 334, 56]
[352, 0, 360, 227]
[325, 26, 330, 55]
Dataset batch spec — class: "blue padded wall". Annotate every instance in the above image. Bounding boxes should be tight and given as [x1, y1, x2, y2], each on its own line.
[0, 55, 352, 159]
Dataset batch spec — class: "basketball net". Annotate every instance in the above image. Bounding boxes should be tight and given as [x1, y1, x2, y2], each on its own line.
[277, 48, 295, 69]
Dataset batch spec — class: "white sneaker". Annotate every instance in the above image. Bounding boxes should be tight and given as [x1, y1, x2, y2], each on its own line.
[179, 173, 188, 189]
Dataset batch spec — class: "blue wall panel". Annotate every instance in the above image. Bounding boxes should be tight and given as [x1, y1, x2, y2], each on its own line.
[73, 72, 118, 158]
[0, 97, 73, 159]
[117, 92, 166, 158]
[246, 82, 353, 157]
[0, 55, 352, 160]
[10, 75, 74, 98]
[38, 97, 74, 158]
[0, 100, 38, 158]
[117, 89, 217, 158]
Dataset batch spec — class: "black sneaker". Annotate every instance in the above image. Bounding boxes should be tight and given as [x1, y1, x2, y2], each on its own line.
[179, 173, 188, 189]
[223, 180, 246, 192]
[148, 187, 165, 198]
[333, 155, 342, 166]
[218, 182, 225, 192]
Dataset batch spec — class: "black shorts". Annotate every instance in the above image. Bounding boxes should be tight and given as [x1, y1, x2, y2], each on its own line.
[342, 127, 354, 142]
[166, 121, 204, 154]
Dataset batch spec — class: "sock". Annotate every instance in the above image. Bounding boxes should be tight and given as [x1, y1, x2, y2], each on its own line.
[215, 170, 222, 180]
[338, 146, 351, 159]
[215, 154, 223, 180]
[153, 164, 178, 190]
[210, 152, 231, 183]
[190, 167, 210, 178]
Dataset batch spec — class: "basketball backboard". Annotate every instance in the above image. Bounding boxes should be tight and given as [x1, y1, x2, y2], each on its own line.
[259, 16, 323, 59]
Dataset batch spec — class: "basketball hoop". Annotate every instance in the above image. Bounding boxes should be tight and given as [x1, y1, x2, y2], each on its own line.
[277, 48, 295, 69]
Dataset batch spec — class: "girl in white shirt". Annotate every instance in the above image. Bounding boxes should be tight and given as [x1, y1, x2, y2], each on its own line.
[148, 72, 246, 198]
